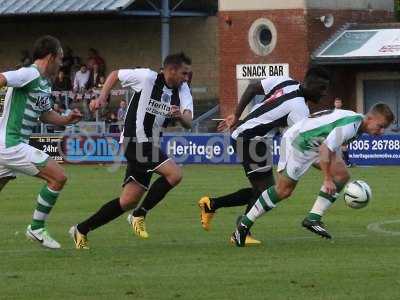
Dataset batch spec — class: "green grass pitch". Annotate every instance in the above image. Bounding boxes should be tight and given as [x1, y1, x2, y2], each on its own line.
[1, 165, 400, 299]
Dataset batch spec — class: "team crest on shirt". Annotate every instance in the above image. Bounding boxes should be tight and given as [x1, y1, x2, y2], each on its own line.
[30, 92, 52, 112]
[161, 93, 171, 103]
[263, 88, 284, 104]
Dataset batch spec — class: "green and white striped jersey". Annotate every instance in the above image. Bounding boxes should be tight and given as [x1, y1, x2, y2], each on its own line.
[286, 109, 363, 153]
[0, 65, 52, 148]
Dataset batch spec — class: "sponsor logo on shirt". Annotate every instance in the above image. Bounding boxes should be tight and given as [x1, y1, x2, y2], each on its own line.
[146, 98, 171, 117]
[263, 88, 284, 104]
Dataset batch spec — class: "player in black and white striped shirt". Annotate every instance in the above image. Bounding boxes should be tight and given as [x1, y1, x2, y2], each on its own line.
[70, 53, 193, 249]
[198, 67, 331, 245]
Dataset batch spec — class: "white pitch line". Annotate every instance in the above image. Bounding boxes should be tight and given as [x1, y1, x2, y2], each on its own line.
[367, 219, 400, 236]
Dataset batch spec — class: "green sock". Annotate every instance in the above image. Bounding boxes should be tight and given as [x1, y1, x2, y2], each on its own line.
[307, 181, 346, 221]
[31, 185, 59, 230]
[244, 186, 280, 227]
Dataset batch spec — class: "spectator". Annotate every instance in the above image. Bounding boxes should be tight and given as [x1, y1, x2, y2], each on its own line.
[105, 111, 120, 133]
[87, 63, 103, 89]
[333, 97, 353, 167]
[73, 64, 90, 92]
[20, 50, 32, 67]
[70, 56, 82, 83]
[334, 97, 343, 109]
[61, 46, 74, 75]
[53, 70, 71, 91]
[117, 99, 127, 121]
[98, 75, 106, 88]
[87, 48, 105, 73]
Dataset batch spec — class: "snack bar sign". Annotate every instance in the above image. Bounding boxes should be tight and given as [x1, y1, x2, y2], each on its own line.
[236, 64, 289, 80]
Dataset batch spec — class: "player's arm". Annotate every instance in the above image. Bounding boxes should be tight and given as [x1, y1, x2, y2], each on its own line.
[320, 122, 359, 194]
[218, 81, 264, 131]
[40, 109, 83, 126]
[89, 70, 119, 111]
[170, 106, 192, 129]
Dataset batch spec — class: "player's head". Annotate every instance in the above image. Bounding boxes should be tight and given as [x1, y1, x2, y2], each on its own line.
[163, 52, 192, 88]
[302, 66, 331, 103]
[33, 35, 63, 77]
[362, 103, 394, 136]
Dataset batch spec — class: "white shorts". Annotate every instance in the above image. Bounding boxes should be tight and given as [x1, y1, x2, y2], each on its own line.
[277, 142, 318, 181]
[0, 143, 49, 178]
[277, 140, 343, 181]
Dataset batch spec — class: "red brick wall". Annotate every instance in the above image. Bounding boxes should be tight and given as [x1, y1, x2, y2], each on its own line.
[218, 8, 395, 116]
[218, 9, 308, 117]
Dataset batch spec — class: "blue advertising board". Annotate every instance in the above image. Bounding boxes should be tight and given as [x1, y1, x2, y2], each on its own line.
[347, 134, 400, 165]
[57, 133, 400, 166]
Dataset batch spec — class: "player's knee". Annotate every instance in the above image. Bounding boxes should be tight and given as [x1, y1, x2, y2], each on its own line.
[278, 186, 293, 199]
[166, 170, 182, 187]
[51, 173, 68, 187]
[335, 171, 350, 184]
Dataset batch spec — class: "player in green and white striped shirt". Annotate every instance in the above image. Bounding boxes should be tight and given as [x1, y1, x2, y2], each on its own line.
[232, 103, 394, 246]
[0, 36, 82, 249]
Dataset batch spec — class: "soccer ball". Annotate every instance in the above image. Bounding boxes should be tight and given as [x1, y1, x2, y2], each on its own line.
[344, 180, 372, 209]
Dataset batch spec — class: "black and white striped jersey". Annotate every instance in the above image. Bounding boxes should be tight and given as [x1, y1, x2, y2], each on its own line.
[231, 76, 309, 141]
[118, 68, 193, 143]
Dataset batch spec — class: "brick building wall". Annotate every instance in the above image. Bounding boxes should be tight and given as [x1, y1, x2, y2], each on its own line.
[218, 1, 395, 116]
[218, 9, 309, 117]
[0, 16, 218, 103]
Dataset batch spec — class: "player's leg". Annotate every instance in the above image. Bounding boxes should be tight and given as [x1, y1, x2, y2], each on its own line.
[23, 158, 67, 249]
[302, 153, 350, 239]
[232, 172, 297, 246]
[232, 139, 313, 247]
[198, 188, 254, 231]
[131, 159, 182, 219]
[128, 158, 182, 239]
[244, 170, 276, 213]
[70, 181, 146, 249]
[231, 170, 275, 245]
[32, 158, 67, 226]
[3, 143, 66, 249]
[199, 139, 272, 231]
[0, 152, 17, 192]
[71, 153, 148, 249]
[0, 176, 15, 192]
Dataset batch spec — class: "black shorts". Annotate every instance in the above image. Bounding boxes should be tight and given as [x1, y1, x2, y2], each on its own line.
[233, 138, 273, 180]
[123, 142, 170, 189]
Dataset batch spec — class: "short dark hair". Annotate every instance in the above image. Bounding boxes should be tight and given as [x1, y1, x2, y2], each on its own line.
[370, 103, 395, 124]
[163, 52, 192, 67]
[304, 66, 330, 82]
[32, 35, 61, 61]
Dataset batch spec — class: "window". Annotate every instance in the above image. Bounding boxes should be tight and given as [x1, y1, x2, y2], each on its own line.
[248, 18, 277, 56]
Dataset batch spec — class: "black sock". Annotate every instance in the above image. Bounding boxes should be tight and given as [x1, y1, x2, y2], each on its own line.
[210, 188, 254, 210]
[132, 177, 174, 217]
[77, 198, 124, 235]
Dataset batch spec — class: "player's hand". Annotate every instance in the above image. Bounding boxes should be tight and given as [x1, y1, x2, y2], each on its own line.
[67, 109, 83, 124]
[90, 97, 106, 112]
[217, 114, 238, 132]
[169, 105, 182, 119]
[323, 179, 337, 195]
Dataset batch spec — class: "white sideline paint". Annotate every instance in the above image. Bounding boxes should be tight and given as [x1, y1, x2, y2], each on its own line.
[367, 219, 400, 236]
